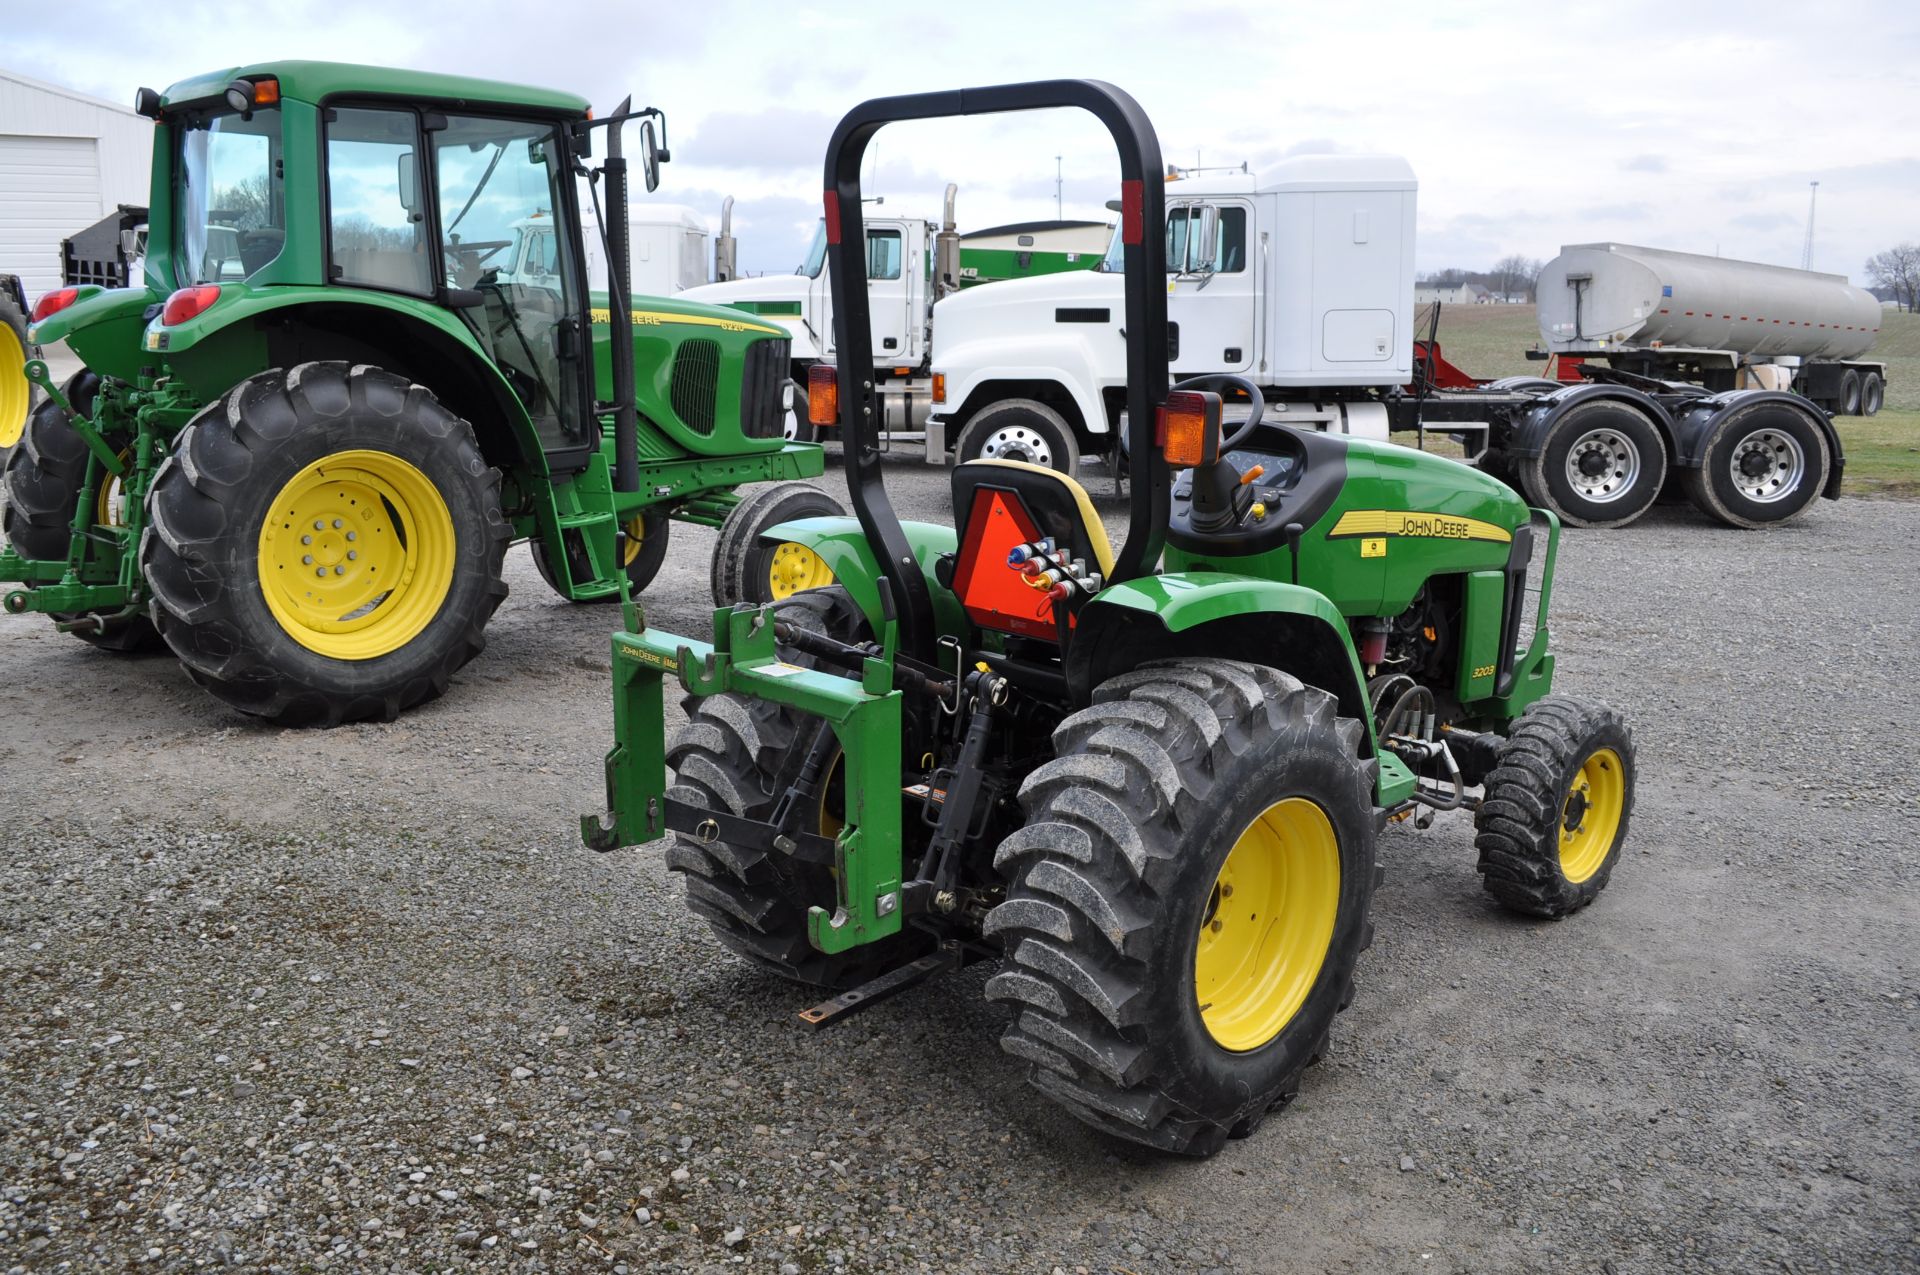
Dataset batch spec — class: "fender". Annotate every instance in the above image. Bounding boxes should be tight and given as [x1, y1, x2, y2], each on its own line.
[1503, 382, 1677, 461]
[937, 332, 1116, 443]
[762, 516, 964, 637]
[26, 286, 158, 384]
[1668, 389, 1844, 499]
[1070, 571, 1376, 754]
[136, 285, 544, 471]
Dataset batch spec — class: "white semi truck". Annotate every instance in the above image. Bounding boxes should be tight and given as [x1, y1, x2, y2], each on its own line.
[928, 157, 1858, 529]
[679, 186, 1108, 444]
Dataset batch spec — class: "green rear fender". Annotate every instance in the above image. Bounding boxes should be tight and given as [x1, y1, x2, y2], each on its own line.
[26, 286, 156, 385]
[764, 516, 963, 637]
[144, 288, 545, 471]
[1071, 572, 1377, 753]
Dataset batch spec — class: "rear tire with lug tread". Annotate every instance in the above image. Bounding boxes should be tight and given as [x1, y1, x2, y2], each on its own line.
[956, 398, 1080, 476]
[985, 658, 1379, 1156]
[1522, 399, 1668, 528]
[1679, 399, 1829, 528]
[1473, 695, 1635, 918]
[143, 361, 509, 725]
[664, 586, 932, 987]
[709, 480, 845, 607]
[2, 372, 162, 652]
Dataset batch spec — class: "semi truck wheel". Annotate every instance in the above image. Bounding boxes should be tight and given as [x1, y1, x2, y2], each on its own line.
[785, 379, 817, 443]
[530, 511, 669, 602]
[1, 373, 162, 652]
[956, 398, 1080, 476]
[1521, 400, 1667, 528]
[710, 480, 845, 607]
[664, 586, 931, 985]
[1859, 372, 1884, 417]
[985, 659, 1378, 1156]
[0, 289, 32, 452]
[143, 362, 509, 725]
[1679, 398, 1829, 528]
[1836, 369, 1862, 416]
[1474, 695, 1635, 918]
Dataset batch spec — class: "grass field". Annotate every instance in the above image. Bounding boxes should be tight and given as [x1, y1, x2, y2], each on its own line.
[1425, 303, 1920, 498]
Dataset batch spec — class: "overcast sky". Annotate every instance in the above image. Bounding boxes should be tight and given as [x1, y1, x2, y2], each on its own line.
[13, 0, 1918, 284]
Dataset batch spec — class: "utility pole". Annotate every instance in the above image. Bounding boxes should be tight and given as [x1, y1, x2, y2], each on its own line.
[1055, 156, 1062, 220]
[1801, 180, 1819, 270]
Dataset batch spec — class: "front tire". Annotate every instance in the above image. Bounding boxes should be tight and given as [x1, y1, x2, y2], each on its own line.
[143, 362, 509, 725]
[530, 510, 669, 602]
[956, 398, 1080, 476]
[0, 289, 33, 452]
[664, 587, 930, 986]
[985, 659, 1378, 1156]
[709, 481, 845, 607]
[1474, 695, 1635, 918]
[1522, 400, 1668, 528]
[1679, 398, 1829, 528]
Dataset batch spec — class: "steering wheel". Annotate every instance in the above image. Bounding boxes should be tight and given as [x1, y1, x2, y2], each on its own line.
[1170, 374, 1266, 453]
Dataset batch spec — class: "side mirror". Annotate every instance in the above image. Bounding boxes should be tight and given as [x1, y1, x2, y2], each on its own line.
[397, 156, 418, 214]
[639, 120, 661, 194]
[1180, 204, 1220, 274]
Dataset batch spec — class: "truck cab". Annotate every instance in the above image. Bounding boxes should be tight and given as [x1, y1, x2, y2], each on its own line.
[928, 155, 1418, 471]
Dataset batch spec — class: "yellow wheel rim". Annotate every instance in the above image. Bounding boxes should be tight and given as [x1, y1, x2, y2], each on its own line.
[1194, 797, 1341, 1053]
[620, 516, 648, 567]
[0, 320, 27, 450]
[1559, 747, 1625, 884]
[766, 541, 834, 600]
[95, 450, 132, 529]
[256, 449, 456, 661]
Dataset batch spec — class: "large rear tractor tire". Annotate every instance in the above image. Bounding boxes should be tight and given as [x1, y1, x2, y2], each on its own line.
[1679, 398, 1830, 528]
[709, 481, 845, 607]
[985, 659, 1378, 1156]
[143, 362, 509, 725]
[956, 398, 1080, 476]
[1, 373, 162, 653]
[664, 586, 931, 987]
[1473, 695, 1636, 919]
[530, 510, 669, 602]
[0, 289, 33, 453]
[1521, 399, 1668, 528]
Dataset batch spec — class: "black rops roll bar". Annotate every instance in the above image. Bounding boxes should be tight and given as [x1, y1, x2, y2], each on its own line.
[821, 81, 1169, 667]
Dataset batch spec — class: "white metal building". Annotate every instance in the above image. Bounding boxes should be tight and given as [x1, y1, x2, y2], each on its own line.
[0, 69, 154, 298]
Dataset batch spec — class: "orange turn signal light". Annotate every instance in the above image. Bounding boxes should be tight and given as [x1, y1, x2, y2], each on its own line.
[252, 78, 280, 106]
[1158, 390, 1221, 467]
[807, 364, 839, 427]
[931, 372, 946, 404]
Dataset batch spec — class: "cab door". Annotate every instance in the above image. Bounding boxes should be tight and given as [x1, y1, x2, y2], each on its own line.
[1168, 200, 1257, 377]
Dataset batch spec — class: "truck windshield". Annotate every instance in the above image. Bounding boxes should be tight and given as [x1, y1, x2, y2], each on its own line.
[176, 108, 284, 286]
[1094, 207, 1246, 274]
[799, 221, 828, 277]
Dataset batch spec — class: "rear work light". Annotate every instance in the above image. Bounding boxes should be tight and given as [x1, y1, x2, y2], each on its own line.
[1159, 390, 1221, 467]
[160, 285, 222, 326]
[807, 364, 839, 427]
[32, 288, 79, 322]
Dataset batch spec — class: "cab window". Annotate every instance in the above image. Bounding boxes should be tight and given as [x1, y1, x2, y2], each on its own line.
[867, 229, 902, 280]
[324, 108, 433, 295]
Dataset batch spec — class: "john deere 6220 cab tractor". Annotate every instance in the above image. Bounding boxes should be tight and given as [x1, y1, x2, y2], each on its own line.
[3, 61, 831, 724]
[585, 82, 1638, 1156]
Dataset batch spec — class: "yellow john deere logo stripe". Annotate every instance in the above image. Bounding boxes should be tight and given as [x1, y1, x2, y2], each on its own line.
[1328, 510, 1513, 544]
[589, 307, 782, 336]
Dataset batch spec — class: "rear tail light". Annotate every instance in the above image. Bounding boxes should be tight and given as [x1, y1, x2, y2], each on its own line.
[160, 285, 222, 326]
[807, 364, 839, 427]
[32, 288, 79, 322]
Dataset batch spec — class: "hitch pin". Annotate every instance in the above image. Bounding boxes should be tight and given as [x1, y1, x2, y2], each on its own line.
[937, 636, 964, 715]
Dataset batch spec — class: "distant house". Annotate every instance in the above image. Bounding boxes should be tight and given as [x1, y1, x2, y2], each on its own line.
[1414, 281, 1477, 304]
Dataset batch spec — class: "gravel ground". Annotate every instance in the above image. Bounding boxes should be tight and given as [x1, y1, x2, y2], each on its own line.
[2, 437, 1916, 1274]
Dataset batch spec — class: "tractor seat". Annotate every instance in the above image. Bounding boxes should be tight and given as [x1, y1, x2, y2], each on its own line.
[949, 459, 1114, 641]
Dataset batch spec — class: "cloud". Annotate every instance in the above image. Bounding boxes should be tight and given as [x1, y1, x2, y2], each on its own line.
[1622, 154, 1668, 173]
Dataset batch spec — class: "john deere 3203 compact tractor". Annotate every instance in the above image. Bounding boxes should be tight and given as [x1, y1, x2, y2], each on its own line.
[4, 61, 832, 724]
[585, 82, 1638, 1156]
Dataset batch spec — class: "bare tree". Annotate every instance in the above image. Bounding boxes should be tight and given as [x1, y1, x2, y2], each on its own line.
[1865, 243, 1920, 312]
[1491, 254, 1542, 303]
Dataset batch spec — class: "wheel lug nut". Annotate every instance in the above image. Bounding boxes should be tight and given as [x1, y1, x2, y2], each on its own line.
[332, 519, 343, 529]
[347, 551, 357, 561]
[346, 531, 356, 542]
[301, 535, 312, 545]
[302, 555, 313, 565]
[314, 520, 324, 530]
[334, 565, 345, 575]
[315, 567, 326, 577]
[1209, 920, 1223, 933]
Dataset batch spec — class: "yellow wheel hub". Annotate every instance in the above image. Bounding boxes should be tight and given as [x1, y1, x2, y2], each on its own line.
[620, 516, 648, 567]
[1195, 797, 1341, 1053]
[766, 541, 834, 600]
[0, 319, 28, 450]
[1558, 747, 1625, 883]
[256, 449, 456, 661]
